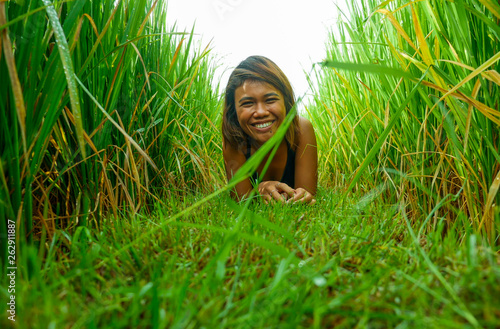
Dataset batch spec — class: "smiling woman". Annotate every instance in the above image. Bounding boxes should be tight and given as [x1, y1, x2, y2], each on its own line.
[222, 56, 318, 204]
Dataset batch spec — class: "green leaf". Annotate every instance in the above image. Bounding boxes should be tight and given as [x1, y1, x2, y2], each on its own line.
[322, 60, 416, 80]
[42, 0, 86, 157]
[344, 68, 429, 195]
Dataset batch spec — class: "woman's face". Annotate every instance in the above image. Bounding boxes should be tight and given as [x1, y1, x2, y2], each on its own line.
[234, 80, 286, 146]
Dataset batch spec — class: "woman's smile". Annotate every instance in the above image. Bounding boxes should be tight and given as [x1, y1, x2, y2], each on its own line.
[251, 120, 276, 134]
[253, 121, 274, 129]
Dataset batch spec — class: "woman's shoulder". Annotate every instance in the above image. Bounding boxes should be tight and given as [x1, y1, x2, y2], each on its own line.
[223, 139, 246, 158]
[298, 116, 314, 131]
[297, 116, 316, 143]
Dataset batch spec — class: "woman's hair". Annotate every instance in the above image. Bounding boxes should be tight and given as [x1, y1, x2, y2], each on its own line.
[222, 55, 300, 150]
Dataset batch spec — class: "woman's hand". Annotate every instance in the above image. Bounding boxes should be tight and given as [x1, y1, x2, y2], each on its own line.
[288, 187, 316, 205]
[258, 182, 316, 205]
[258, 181, 295, 204]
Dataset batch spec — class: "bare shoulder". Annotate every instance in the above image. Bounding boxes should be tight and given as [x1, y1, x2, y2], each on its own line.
[298, 116, 316, 145]
[223, 140, 243, 158]
[298, 115, 313, 128]
[223, 140, 247, 176]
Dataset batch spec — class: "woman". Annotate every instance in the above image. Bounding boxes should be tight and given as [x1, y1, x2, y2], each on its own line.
[222, 56, 318, 204]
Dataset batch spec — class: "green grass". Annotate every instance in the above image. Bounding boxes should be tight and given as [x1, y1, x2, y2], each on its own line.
[1, 0, 500, 327]
[307, 0, 500, 240]
[3, 189, 499, 328]
[0, 0, 223, 256]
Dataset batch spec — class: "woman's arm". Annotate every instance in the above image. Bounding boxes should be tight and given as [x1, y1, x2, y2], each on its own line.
[223, 141, 295, 202]
[223, 141, 253, 200]
[293, 116, 318, 203]
[223, 116, 318, 204]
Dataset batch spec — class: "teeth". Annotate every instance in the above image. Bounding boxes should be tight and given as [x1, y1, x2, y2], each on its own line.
[255, 121, 272, 129]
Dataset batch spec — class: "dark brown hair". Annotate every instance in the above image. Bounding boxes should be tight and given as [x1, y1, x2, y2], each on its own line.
[222, 56, 300, 150]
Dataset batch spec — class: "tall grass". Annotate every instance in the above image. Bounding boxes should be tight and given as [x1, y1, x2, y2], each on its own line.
[1, 1, 499, 327]
[0, 0, 223, 267]
[308, 0, 500, 242]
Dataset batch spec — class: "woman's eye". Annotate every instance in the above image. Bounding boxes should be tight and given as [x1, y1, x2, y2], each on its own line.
[241, 102, 253, 107]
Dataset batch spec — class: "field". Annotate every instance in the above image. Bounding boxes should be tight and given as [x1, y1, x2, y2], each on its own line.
[5, 190, 500, 328]
[1, 0, 499, 328]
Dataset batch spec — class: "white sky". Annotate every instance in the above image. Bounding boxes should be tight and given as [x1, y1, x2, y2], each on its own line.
[166, 0, 350, 104]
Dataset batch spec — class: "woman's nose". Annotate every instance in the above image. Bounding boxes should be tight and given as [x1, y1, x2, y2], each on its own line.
[254, 102, 268, 117]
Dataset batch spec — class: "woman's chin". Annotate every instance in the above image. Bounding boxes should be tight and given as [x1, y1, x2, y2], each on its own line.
[251, 133, 274, 145]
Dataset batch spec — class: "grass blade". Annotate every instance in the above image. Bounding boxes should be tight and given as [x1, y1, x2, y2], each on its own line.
[42, 0, 86, 157]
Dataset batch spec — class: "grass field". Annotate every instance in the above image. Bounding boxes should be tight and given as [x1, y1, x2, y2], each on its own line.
[1, 0, 499, 328]
[308, 0, 500, 240]
[6, 189, 500, 328]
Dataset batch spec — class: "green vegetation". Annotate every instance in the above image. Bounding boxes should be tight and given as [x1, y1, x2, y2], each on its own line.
[6, 190, 500, 328]
[0, 0, 223, 244]
[1, 0, 499, 328]
[308, 0, 500, 240]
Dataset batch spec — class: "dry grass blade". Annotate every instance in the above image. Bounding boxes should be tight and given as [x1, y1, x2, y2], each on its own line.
[63, 107, 99, 153]
[376, 8, 419, 53]
[411, 4, 433, 66]
[76, 76, 159, 171]
[436, 51, 500, 109]
[77, 0, 121, 75]
[478, 169, 500, 233]
[478, 0, 500, 19]
[419, 80, 500, 125]
[130, 42, 150, 89]
[0, 2, 26, 153]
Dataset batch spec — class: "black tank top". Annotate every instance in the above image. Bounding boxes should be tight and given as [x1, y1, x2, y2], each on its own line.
[245, 139, 295, 188]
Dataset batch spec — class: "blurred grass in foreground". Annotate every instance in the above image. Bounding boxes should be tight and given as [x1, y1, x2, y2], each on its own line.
[5, 189, 500, 328]
[308, 0, 500, 243]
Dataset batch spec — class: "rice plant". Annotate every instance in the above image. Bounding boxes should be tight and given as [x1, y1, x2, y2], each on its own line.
[308, 0, 500, 242]
[0, 0, 223, 268]
[1, 0, 499, 328]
